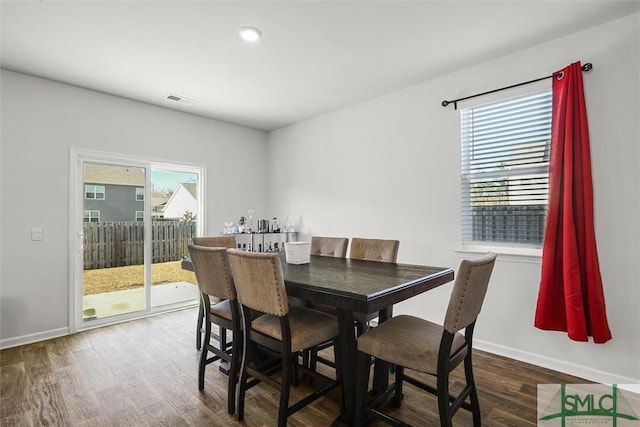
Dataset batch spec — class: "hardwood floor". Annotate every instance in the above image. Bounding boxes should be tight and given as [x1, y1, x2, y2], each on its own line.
[1, 307, 588, 426]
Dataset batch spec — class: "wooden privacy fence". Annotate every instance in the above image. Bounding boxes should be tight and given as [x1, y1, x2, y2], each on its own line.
[83, 221, 197, 270]
[470, 205, 546, 244]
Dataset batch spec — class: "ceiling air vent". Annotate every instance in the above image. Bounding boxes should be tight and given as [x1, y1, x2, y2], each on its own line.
[165, 94, 196, 105]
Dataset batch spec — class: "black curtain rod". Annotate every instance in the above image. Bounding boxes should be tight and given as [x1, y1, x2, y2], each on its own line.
[441, 62, 593, 109]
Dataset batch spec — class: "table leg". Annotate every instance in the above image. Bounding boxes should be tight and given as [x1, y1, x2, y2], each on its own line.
[335, 308, 357, 423]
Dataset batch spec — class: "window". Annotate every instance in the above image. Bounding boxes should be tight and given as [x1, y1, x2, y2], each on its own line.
[461, 90, 552, 245]
[83, 210, 100, 222]
[85, 185, 105, 200]
[136, 187, 144, 201]
[135, 211, 144, 221]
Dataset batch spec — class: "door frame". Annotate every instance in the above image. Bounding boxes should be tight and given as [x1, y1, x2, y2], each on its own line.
[68, 147, 206, 333]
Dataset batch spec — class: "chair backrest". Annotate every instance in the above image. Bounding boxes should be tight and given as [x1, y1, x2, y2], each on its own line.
[188, 245, 236, 301]
[192, 235, 237, 248]
[350, 238, 399, 263]
[311, 236, 349, 258]
[443, 252, 497, 334]
[226, 249, 289, 317]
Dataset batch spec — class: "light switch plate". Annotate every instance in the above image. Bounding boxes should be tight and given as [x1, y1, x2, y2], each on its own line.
[31, 227, 43, 241]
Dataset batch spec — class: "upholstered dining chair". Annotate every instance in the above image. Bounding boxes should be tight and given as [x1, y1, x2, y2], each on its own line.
[310, 236, 349, 258]
[226, 249, 342, 427]
[188, 244, 241, 415]
[350, 237, 399, 263]
[350, 238, 400, 334]
[192, 235, 237, 249]
[192, 235, 237, 350]
[354, 252, 497, 427]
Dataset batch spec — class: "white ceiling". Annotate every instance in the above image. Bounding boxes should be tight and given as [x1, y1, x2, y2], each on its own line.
[2, 1, 639, 131]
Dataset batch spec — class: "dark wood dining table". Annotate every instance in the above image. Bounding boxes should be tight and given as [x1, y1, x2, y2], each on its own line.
[183, 252, 454, 424]
[280, 254, 453, 424]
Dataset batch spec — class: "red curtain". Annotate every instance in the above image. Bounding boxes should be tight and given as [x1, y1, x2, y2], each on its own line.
[534, 62, 611, 343]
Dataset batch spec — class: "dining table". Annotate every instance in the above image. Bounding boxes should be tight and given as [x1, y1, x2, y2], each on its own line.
[182, 251, 454, 424]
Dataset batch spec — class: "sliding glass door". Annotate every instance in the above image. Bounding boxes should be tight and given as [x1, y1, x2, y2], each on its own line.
[81, 161, 148, 321]
[149, 167, 201, 309]
[70, 149, 204, 331]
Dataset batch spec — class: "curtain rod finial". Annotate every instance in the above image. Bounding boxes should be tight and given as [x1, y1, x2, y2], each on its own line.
[582, 62, 593, 72]
[442, 100, 450, 107]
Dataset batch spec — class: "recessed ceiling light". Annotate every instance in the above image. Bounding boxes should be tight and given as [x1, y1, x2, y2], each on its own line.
[239, 26, 262, 42]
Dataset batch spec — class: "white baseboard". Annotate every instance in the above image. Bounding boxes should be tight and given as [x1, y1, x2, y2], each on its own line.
[0, 302, 199, 350]
[475, 339, 640, 385]
[0, 327, 69, 350]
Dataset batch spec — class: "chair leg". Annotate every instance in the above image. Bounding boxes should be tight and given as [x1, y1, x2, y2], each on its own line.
[198, 316, 212, 391]
[227, 329, 241, 415]
[464, 352, 481, 426]
[291, 353, 299, 387]
[437, 368, 453, 427]
[237, 339, 253, 422]
[307, 348, 316, 371]
[218, 327, 230, 374]
[392, 365, 404, 407]
[333, 340, 345, 413]
[220, 326, 227, 350]
[196, 295, 204, 350]
[354, 351, 372, 427]
[278, 350, 292, 427]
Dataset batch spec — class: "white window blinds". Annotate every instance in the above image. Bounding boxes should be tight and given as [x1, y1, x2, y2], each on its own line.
[461, 89, 552, 245]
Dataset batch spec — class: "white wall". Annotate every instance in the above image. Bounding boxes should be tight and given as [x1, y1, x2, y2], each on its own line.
[267, 14, 640, 383]
[0, 70, 268, 345]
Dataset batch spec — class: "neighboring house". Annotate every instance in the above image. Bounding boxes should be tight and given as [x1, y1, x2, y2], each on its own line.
[151, 195, 169, 219]
[162, 183, 198, 219]
[83, 164, 145, 222]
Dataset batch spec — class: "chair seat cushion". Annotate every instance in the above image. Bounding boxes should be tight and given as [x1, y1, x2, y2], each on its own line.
[210, 299, 233, 321]
[357, 315, 466, 374]
[251, 306, 339, 352]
